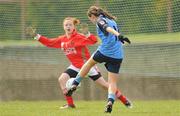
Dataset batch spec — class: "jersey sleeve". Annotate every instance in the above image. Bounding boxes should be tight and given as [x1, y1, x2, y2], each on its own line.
[97, 18, 109, 35]
[38, 35, 62, 48]
[72, 33, 98, 47]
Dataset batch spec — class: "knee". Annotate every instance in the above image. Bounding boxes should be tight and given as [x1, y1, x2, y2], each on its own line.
[58, 75, 64, 84]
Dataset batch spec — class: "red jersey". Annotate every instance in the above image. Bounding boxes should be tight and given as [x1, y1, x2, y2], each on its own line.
[38, 31, 97, 68]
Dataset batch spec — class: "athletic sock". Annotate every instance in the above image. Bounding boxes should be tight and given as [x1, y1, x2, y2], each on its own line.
[108, 93, 115, 104]
[65, 95, 74, 105]
[73, 75, 83, 86]
[119, 95, 128, 104]
[115, 89, 127, 104]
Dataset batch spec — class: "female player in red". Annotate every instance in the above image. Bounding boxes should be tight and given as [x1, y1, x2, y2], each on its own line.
[27, 17, 131, 109]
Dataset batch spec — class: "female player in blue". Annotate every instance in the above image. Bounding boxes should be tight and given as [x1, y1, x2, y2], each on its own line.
[66, 6, 132, 113]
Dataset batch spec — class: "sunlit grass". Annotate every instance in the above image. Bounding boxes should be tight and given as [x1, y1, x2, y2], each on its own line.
[0, 100, 179, 116]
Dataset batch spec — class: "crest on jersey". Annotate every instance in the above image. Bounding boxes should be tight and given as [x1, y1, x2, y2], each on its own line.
[99, 20, 105, 25]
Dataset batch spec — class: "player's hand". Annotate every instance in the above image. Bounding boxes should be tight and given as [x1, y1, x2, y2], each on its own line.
[118, 35, 131, 44]
[25, 26, 37, 38]
[79, 23, 90, 37]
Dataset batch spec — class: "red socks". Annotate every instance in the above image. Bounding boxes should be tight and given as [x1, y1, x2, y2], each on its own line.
[65, 96, 74, 105]
[115, 89, 127, 104]
[65, 90, 126, 105]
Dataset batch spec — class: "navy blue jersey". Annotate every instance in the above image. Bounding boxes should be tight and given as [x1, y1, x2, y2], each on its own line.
[96, 15, 124, 59]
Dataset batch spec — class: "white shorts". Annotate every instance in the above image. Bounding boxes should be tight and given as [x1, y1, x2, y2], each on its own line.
[67, 65, 99, 76]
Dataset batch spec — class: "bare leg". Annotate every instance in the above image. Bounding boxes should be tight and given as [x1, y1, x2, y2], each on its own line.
[58, 73, 70, 95]
[105, 72, 118, 113]
[79, 57, 97, 77]
[94, 76, 108, 90]
[108, 72, 118, 95]
[58, 73, 75, 108]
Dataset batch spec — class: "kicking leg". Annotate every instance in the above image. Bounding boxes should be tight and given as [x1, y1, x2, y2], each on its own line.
[66, 57, 97, 96]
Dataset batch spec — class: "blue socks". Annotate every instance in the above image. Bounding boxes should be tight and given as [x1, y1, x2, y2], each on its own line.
[73, 75, 83, 86]
[108, 93, 115, 104]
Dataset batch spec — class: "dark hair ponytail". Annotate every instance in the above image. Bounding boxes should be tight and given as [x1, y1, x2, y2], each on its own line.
[87, 6, 116, 20]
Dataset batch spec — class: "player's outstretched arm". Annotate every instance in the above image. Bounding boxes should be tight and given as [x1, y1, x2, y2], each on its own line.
[25, 26, 63, 48]
[106, 27, 131, 44]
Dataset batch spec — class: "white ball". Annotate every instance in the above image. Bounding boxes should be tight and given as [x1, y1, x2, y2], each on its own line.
[66, 78, 81, 90]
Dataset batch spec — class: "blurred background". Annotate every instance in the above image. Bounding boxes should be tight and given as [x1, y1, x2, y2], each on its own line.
[0, 0, 179, 101]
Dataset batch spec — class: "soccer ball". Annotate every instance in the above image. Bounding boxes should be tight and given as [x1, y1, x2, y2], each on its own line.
[66, 78, 81, 90]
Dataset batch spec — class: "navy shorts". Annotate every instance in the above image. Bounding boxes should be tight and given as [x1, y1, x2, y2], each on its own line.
[92, 51, 123, 73]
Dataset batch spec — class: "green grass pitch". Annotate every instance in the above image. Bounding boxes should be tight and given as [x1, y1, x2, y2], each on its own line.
[0, 100, 179, 116]
[0, 32, 179, 47]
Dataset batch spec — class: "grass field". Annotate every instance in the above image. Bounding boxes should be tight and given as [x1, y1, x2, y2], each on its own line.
[0, 100, 179, 116]
[0, 32, 179, 46]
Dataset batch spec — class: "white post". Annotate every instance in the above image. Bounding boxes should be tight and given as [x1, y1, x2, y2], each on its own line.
[167, 0, 173, 33]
